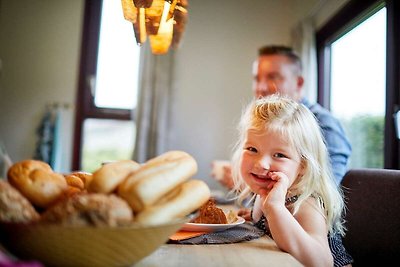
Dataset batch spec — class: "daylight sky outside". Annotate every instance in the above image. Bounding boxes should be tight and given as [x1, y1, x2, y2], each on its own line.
[95, 0, 140, 110]
[331, 8, 386, 118]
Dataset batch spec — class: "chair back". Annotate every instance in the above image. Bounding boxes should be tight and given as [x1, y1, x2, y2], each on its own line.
[341, 168, 400, 265]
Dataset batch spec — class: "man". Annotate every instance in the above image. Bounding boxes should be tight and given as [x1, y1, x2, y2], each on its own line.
[212, 45, 351, 187]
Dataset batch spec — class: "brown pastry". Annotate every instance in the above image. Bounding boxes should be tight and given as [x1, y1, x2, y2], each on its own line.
[41, 193, 133, 227]
[192, 199, 228, 224]
[0, 180, 40, 223]
[7, 160, 67, 208]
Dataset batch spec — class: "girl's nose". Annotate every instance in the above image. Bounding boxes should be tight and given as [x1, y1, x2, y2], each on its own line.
[256, 156, 270, 171]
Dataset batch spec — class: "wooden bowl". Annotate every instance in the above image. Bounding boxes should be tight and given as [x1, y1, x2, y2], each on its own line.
[0, 219, 187, 267]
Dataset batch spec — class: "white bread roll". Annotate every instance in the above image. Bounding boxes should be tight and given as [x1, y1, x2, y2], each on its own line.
[135, 179, 210, 225]
[118, 150, 198, 212]
[88, 160, 141, 194]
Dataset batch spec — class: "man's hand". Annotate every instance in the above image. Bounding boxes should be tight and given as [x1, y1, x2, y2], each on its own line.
[237, 208, 252, 221]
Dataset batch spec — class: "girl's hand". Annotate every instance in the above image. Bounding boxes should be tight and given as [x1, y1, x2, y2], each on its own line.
[259, 171, 290, 209]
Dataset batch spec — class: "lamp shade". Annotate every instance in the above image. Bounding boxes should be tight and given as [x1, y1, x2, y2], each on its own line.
[121, 0, 188, 55]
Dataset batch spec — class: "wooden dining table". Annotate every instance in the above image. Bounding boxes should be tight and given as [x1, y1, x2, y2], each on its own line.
[135, 201, 302, 267]
[134, 235, 303, 267]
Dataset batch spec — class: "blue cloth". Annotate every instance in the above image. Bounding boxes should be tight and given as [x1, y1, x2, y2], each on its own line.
[50, 109, 62, 172]
[34, 110, 54, 164]
[301, 98, 352, 184]
[34, 106, 65, 172]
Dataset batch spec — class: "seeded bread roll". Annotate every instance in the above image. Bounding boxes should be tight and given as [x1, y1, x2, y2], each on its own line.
[0, 180, 40, 223]
[7, 160, 67, 208]
[118, 150, 198, 212]
[135, 179, 210, 225]
[88, 160, 141, 194]
[41, 193, 133, 226]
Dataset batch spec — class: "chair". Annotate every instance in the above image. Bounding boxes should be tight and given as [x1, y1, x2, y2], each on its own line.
[341, 168, 400, 266]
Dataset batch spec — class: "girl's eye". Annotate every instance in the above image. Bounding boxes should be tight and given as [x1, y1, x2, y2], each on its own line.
[245, 147, 257, 153]
[273, 152, 287, 158]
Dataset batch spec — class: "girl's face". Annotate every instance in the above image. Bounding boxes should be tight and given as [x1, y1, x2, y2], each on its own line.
[240, 128, 303, 195]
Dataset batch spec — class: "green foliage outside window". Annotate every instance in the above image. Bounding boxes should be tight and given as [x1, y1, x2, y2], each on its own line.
[81, 148, 133, 173]
[341, 115, 384, 168]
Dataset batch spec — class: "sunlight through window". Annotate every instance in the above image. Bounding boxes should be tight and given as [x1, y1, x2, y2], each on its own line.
[330, 7, 386, 168]
[95, 0, 140, 110]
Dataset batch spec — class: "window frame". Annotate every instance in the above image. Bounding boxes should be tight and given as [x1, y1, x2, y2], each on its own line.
[316, 0, 400, 169]
[73, 0, 133, 170]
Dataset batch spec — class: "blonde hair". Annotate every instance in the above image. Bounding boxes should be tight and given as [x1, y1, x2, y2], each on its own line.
[231, 94, 346, 235]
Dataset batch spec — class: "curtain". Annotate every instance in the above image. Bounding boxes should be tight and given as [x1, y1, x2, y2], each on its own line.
[0, 142, 12, 179]
[132, 43, 174, 163]
[291, 17, 318, 103]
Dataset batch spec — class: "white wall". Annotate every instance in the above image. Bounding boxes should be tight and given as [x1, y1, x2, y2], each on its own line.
[0, 0, 348, 188]
[0, 0, 84, 171]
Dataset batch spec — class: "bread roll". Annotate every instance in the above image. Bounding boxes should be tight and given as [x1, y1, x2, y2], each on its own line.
[7, 160, 67, 208]
[65, 174, 85, 191]
[88, 160, 140, 194]
[135, 179, 210, 225]
[66, 171, 93, 189]
[0, 180, 40, 223]
[118, 150, 198, 212]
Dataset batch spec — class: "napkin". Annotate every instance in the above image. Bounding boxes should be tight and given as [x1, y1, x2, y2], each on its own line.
[0, 249, 43, 267]
[169, 230, 208, 241]
[169, 222, 264, 244]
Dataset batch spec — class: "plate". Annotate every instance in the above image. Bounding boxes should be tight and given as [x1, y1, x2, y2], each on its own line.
[181, 216, 245, 232]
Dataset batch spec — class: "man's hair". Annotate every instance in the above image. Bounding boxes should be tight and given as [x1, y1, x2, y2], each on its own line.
[258, 45, 302, 72]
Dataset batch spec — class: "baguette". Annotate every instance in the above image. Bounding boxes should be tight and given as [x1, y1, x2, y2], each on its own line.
[88, 160, 141, 194]
[135, 179, 210, 225]
[118, 150, 197, 212]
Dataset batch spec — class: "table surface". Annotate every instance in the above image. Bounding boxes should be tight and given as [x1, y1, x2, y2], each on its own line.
[135, 235, 303, 267]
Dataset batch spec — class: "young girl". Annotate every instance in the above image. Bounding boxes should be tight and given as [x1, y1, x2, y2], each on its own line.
[231, 95, 353, 267]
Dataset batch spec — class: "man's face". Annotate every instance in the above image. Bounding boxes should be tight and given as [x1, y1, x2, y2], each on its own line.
[252, 55, 304, 101]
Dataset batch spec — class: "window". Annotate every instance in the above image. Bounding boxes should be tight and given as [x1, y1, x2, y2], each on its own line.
[330, 8, 386, 168]
[317, 0, 400, 169]
[73, 0, 140, 172]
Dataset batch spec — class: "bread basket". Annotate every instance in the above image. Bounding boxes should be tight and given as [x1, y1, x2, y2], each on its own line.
[0, 218, 188, 267]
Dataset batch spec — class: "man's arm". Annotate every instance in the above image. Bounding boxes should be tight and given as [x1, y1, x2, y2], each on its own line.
[316, 111, 352, 184]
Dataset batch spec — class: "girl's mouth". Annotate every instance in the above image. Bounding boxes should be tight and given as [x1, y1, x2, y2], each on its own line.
[250, 172, 271, 184]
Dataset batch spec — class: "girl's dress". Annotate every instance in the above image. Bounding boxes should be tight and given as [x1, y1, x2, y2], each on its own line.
[252, 195, 353, 267]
